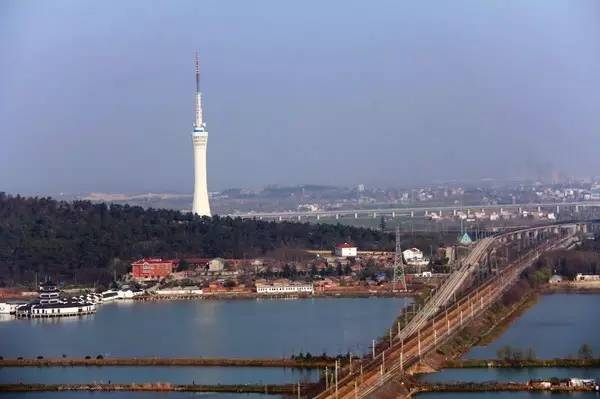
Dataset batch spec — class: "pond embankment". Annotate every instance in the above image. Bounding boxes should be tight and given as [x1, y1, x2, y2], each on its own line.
[0, 382, 313, 394]
[0, 357, 334, 368]
[443, 358, 600, 368]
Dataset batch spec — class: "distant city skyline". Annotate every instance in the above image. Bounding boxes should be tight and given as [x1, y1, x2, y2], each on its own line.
[2, 1, 600, 195]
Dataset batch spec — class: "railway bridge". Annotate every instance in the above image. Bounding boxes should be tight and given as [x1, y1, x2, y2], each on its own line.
[313, 222, 587, 399]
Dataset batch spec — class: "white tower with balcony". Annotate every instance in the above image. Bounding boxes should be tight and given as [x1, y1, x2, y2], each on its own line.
[191, 54, 211, 216]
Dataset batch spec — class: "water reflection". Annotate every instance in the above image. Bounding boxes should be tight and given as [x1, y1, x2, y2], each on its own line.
[0, 297, 410, 358]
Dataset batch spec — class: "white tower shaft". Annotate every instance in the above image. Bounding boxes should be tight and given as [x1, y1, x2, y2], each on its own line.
[192, 54, 211, 216]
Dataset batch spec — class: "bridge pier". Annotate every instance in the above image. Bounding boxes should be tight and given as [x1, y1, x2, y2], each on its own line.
[392, 211, 396, 218]
[354, 213, 358, 219]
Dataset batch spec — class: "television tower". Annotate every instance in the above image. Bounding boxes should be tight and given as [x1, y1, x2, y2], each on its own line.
[191, 53, 211, 216]
[393, 225, 407, 292]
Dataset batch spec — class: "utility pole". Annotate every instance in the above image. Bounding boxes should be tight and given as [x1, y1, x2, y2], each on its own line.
[335, 360, 339, 399]
[417, 329, 421, 360]
[400, 339, 404, 371]
[372, 339, 376, 359]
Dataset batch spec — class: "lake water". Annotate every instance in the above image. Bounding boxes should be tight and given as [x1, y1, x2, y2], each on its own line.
[0, 297, 410, 359]
[465, 294, 600, 359]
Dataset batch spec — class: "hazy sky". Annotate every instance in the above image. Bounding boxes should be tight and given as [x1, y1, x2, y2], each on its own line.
[1, 1, 600, 194]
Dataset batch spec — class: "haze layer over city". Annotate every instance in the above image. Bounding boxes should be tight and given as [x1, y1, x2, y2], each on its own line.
[2, 2, 600, 399]
[2, 0, 600, 197]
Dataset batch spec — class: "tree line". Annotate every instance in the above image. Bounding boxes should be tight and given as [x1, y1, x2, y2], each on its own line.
[0, 193, 393, 286]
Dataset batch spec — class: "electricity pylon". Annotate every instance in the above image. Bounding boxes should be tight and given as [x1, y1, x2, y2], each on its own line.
[393, 225, 407, 292]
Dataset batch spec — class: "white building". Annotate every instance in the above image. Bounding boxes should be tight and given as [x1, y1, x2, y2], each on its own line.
[403, 248, 424, 262]
[209, 258, 225, 272]
[256, 283, 314, 295]
[335, 243, 357, 257]
[156, 286, 203, 296]
[575, 273, 600, 281]
[192, 54, 211, 217]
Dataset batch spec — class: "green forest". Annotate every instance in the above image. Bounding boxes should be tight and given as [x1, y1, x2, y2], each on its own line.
[0, 193, 394, 285]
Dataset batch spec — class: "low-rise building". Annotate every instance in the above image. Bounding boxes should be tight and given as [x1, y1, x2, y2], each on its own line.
[549, 274, 563, 284]
[155, 286, 203, 296]
[209, 258, 225, 272]
[256, 282, 314, 295]
[575, 273, 600, 281]
[131, 258, 179, 280]
[402, 248, 424, 262]
[335, 243, 357, 258]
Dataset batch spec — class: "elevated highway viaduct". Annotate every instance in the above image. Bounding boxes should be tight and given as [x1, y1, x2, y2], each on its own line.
[312, 221, 587, 399]
[228, 202, 600, 222]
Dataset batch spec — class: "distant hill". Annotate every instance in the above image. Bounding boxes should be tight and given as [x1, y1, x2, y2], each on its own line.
[0, 193, 393, 286]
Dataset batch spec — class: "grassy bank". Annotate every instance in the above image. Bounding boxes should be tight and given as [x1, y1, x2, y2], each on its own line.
[0, 383, 309, 394]
[444, 358, 600, 368]
[415, 382, 595, 393]
[0, 357, 334, 368]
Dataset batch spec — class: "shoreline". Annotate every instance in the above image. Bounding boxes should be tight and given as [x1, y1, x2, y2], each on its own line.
[132, 291, 413, 301]
[1, 290, 413, 303]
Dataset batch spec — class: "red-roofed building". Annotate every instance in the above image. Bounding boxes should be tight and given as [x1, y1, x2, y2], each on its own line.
[131, 258, 179, 280]
[335, 242, 357, 257]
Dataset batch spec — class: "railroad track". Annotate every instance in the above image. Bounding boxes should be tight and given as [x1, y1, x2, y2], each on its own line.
[315, 230, 577, 399]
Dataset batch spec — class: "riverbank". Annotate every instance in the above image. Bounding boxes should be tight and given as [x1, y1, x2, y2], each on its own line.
[0, 357, 334, 368]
